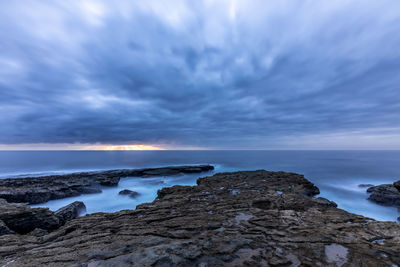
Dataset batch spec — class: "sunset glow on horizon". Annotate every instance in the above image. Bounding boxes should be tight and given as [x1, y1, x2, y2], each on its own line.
[99, 145, 164, 151]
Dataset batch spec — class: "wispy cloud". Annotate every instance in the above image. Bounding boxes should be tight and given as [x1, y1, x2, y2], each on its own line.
[1, 0, 400, 149]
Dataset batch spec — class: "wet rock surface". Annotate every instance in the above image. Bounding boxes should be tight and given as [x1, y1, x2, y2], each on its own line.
[119, 189, 140, 198]
[0, 199, 61, 235]
[358, 183, 374, 188]
[394, 180, 400, 192]
[0, 170, 399, 266]
[55, 201, 86, 224]
[0, 165, 214, 204]
[0, 199, 87, 236]
[367, 183, 400, 207]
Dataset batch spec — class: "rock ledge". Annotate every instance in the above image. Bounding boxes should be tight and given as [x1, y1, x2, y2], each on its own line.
[0, 170, 399, 266]
[0, 165, 214, 204]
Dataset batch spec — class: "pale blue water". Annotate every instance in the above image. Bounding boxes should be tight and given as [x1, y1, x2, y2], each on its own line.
[0, 151, 399, 221]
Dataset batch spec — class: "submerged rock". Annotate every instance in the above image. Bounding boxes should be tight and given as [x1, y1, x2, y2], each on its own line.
[119, 190, 140, 198]
[0, 170, 399, 266]
[0, 165, 213, 204]
[358, 183, 374, 188]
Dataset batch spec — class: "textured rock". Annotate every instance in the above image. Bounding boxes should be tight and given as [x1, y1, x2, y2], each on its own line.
[119, 189, 140, 198]
[394, 180, 400, 192]
[0, 199, 60, 235]
[0, 199, 88, 236]
[0, 170, 399, 266]
[367, 184, 400, 207]
[0, 220, 14, 235]
[55, 201, 86, 224]
[0, 165, 214, 204]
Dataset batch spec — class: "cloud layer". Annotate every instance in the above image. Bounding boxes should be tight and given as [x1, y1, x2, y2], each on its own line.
[1, 0, 400, 149]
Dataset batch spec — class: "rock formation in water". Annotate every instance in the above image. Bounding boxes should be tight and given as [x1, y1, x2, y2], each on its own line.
[0, 165, 214, 204]
[367, 181, 400, 207]
[55, 201, 86, 224]
[358, 183, 374, 188]
[394, 180, 400, 192]
[0, 170, 399, 266]
[119, 189, 140, 198]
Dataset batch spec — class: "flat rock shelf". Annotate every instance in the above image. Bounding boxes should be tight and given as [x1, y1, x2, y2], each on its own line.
[0, 165, 214, 204]
[0, 170, 399, 266]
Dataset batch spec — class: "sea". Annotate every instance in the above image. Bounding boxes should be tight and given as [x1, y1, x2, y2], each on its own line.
[0, 150, 399, 222]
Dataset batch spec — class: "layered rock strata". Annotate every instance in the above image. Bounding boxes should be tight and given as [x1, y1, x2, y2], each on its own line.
[0, 199, 85, 235]
[0, 165, 214, 204]
[0, 170, 399, 266]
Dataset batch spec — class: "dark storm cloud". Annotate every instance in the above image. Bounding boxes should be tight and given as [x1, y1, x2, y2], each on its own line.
[1, 0, 400, 149]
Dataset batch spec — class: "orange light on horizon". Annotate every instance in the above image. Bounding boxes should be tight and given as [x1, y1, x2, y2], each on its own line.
[100, 145, 164, 150]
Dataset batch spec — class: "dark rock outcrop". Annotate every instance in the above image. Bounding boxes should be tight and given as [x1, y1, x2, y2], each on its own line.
[394, 180, 400, 192]
[119, 189, 140, 198]
[0, 165, 214, 204]
[55, 201, 86, 224]
[0, 199, 61, 235]
[367, 184, 400, 207]
[358, 183, 374, 188]
[0, 220, 14, 235]
[0, 199, 88, 236]
[0, 170, 399, 266]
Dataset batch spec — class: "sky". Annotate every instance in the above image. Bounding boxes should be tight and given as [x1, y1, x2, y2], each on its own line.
[1, 0, 400, 150]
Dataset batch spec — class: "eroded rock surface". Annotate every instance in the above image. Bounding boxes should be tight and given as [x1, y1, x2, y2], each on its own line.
[0, 199, 61, 235]
[55, 201, 86, 224]
[0, 199, 87, 236]
[0, 170, 399, 266]
[0, 165, 214, 204]
[367, 184, 400, 207]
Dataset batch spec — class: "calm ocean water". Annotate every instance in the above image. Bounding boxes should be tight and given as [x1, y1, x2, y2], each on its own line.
[0, 150, 399, 222]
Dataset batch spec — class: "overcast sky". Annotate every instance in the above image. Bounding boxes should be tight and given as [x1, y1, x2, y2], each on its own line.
[1, 0, 400, 149]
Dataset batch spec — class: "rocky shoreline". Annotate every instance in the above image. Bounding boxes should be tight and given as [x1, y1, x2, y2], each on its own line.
[363, 179, 400, 222]
[366, 180, 400, 208]
[0, 165, 214, 239]
[1, 169, 400, 266]
[0, 165, 214, 204]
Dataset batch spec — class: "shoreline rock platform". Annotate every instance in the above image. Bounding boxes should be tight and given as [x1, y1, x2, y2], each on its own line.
[1, 170, 400, 266]
[0, 165, 214, 204]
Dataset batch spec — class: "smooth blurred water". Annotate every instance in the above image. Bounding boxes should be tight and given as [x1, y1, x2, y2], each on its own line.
[0, 150, 399, 221]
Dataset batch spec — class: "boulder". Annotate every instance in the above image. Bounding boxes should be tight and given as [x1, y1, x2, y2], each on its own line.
[367, 184, 400, 207]
[119, 190, 140, 198]
[0, 199, 87, 236]
[358, 183, 374, 188]
[0, 199, 60, 235]
[55, 201, 86, 224]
